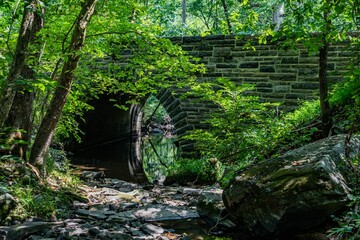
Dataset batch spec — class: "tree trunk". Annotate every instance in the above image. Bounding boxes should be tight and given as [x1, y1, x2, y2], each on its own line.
[4, 66, 36, 159]
[0, 0, 43, 127]
[220, 0, 232, 34]
[3, 5, 45, 159]
[273, 3, 285, 31]
[319, 10, 332, 138]
[29, 0, 98, 173]
[182, 0, 186, 25]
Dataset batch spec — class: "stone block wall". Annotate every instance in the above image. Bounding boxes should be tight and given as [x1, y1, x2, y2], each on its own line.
[160, 35, 358, 153]
[169, 35, 356, 110]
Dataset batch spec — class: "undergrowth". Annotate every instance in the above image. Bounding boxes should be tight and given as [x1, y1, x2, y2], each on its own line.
[0, 149, 83, 224]
[171, 78, 321, 187]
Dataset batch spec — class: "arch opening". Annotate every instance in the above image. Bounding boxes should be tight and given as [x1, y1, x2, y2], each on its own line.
[69, 93, 180, 184]
[131, 95, 179, 184]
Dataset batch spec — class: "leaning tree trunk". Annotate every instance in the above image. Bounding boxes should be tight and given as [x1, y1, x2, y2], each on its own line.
[319, 9, 332, 138]
[29, 0, 98, 173]
[0, 0, 44, 128]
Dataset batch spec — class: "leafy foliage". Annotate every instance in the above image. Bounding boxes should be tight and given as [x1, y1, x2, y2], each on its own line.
[328, 195, 360, 239]
[142, 0, 276, 36]
[184, 78, 279, 164]
[1, 151, 81, 222]
[166, 157, 223, 185]
[141, 135, 178, 183]
[11, 184, 57, 219]
[181, 78, 321, 186]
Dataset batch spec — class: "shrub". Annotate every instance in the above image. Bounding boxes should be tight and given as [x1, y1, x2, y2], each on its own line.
[184, 78, 320, 165]
[184, 78, 279, 164]
[179, 78, 321, 187]
[328, 195, 360, 240]
[165, 157, 223, 185]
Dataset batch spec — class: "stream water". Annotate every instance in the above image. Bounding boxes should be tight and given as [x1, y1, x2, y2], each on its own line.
[71, 134, 177, 183]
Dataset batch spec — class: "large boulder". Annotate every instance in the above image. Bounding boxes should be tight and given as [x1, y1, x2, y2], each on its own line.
[223, 134, 360, 237]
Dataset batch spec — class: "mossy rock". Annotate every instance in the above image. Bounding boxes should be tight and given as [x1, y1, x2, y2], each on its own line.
[223, 134, 360, 237]
[0, 193, 17, 223]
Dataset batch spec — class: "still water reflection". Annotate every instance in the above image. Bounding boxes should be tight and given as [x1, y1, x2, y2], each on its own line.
[71, 135, 178, 183]
[141, 135, 178, 183]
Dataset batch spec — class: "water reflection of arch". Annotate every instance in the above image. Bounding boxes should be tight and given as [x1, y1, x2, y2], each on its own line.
[129, 104, 147, 183]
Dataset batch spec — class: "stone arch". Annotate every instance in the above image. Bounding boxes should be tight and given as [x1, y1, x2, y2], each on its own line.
[71, 34, 358, 160]
[128, 89, 200, 157]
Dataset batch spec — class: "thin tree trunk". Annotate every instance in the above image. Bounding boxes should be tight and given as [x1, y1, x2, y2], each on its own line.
[182, 0, 186, 25]
[29, 0, 98, 173]
[220, 0, 232, 34]
[273, 3, 285, 31]
[0, 0, 44, 127]
[214, 0, 219, 33]
[319, 9, 332, 138]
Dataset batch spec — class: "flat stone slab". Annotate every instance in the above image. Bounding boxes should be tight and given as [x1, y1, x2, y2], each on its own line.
[132, 204, 199, 222]
[75, 209, 109, 220]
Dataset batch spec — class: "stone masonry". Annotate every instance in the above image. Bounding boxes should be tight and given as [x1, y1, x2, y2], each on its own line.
[79, 35, 358, 155]
[155, 35, 357, 152]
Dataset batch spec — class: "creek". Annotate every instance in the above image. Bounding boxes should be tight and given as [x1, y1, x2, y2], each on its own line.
[71, 134, 178, 183]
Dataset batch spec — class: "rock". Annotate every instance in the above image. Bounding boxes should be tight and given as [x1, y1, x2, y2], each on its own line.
[88, 226, 101, 236]
[75, 209, 108, 220]
[101, 187, 141, 203]
[197, 187, 236, 230]
[180, 187, 202, 196]
[223, 134, 360, 237]
[111, 179, 138, 192]
[133, 204, 199, 221]
[0, 193, 16, 223]
[81, 171, 105, 180]
[107, 232, 132, 240]
[0, 222, 62, 240]
[141, 223, 164, 235]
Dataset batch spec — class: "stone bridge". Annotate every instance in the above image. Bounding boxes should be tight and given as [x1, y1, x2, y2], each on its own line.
[75, 35, 355, 155]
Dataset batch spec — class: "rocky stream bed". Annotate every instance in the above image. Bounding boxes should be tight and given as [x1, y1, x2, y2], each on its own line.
[2, 134, 359, 240]
[0, 174, 235, 240]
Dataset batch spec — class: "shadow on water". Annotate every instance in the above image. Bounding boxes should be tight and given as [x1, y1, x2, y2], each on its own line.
[70, 134, 178, 184]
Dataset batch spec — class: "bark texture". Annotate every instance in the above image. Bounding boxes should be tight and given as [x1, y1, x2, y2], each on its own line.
[4, 5, 44, 159]
[0, 0, 43, 127]
[4, 66, 36, 159]
[182, 0, 186, 25]
[29, 0, 98, 172]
